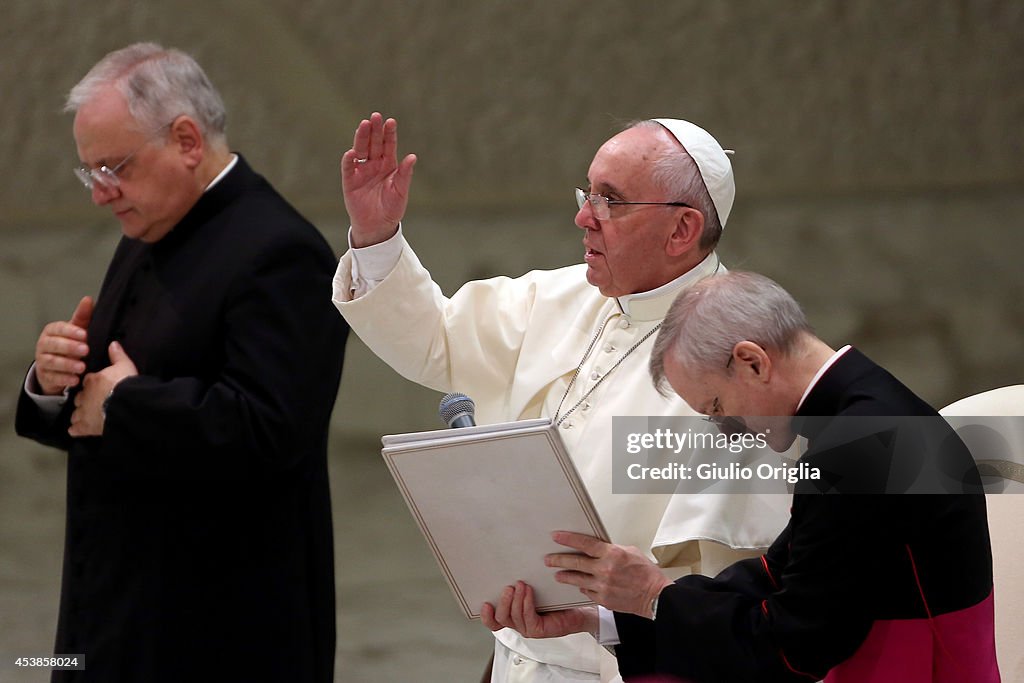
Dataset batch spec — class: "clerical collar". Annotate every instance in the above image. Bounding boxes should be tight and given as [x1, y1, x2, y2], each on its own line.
[204, 154, 239, 193]
[796, 345, 853, 412]
[614, 251, 722, 322]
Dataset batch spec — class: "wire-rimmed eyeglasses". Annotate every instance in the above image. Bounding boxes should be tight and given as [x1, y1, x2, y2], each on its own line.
[575, 187, 692, 221]
[73, 122, 174, 192]
[704, 353, 735, 429]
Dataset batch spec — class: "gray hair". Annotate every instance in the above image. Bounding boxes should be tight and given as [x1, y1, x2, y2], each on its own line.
[649, 271, 812, 396]
[628, 119, 722, 251]
[65, 42, 227, 145]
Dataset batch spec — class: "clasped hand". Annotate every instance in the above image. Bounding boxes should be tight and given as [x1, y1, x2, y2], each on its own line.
[31, 295, 139, 437]
[68, 340, 138, 437]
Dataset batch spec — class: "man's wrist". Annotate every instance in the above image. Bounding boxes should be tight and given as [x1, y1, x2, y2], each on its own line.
[101, 376, 129, 423]
[647, 581, 671, 620]
[101, 388, 114, 421]
[348, 223, 401, 250]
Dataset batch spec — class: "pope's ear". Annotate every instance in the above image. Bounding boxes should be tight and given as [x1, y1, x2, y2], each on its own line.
[666, 208, 704, 257]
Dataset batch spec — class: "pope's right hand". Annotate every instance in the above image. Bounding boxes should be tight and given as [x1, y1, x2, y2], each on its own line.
[33, 296, 93, 396]
[340, 112, 417, 248]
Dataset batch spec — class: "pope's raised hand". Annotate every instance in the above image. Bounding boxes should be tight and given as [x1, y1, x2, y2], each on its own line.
[341, 112, 417, 247]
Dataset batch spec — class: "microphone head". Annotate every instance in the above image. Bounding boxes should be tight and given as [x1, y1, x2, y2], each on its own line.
[439, 392, 476, 427]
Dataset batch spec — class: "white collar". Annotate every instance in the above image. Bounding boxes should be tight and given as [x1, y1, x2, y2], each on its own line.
[204, 154, 239, 193]
[614, 251, 722, 322]
[796, 345, 852, 411]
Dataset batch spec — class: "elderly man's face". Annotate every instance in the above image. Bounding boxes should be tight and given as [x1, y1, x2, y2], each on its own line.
[664, 350, 798, 452]
[575, 126, 692, 298]
[73, 87, 196, 243]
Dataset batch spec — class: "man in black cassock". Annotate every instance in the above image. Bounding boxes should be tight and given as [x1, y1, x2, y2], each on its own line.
[15, 43, 347, 683]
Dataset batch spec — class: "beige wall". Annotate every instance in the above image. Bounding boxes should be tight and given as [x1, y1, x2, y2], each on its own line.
[3, 0, 1022, 429]
[6, 2, 1023, 216]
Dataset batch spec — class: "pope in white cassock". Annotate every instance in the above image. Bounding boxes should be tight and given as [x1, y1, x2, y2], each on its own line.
[332, 113, 790, 683]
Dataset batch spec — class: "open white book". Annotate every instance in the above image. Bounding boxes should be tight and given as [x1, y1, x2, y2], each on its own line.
[381, 418, 609, 619]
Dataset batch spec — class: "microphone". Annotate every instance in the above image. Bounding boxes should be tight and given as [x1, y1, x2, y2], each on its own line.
[439, 392, 476, 429]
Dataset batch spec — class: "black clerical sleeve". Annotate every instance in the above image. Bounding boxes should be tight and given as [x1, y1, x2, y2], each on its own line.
[614, 495, 881, 682]
[15, 379, 73, 451]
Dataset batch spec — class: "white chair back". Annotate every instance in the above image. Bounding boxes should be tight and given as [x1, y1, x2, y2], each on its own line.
[941, 385, 1024, 682]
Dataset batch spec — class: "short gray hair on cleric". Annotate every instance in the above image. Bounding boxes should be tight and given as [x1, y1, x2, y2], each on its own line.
[627, 119, 723, 251]
[65, 42, 227, 144]
[649, 271, 813, 397]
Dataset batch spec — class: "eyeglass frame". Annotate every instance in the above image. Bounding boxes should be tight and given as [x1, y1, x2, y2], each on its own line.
[575, 187, 693, 220]
[704, 353, 735, 425]
[73, 120, 176, 192]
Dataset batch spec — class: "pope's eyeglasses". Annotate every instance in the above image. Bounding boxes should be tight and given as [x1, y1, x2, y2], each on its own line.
[575, 187, 692, 220]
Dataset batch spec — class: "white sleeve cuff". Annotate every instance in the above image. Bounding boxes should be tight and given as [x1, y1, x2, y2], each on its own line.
[23, 363, 68, 418]
[597, 606, 621, 646]
[347, 225, 404, 298]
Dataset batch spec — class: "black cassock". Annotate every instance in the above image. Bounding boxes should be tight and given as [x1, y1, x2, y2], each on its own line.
[613, 348, 997, 683]
[16, 155, 348, 683]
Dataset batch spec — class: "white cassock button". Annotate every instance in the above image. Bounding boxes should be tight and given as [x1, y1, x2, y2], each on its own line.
[619, 318, 631, 329]
[581, 401, 591, 412]
[513, 656, 523, 665]
[562, 421, 574, 430]
[603, 343, 616, 353]
[590, 371, 601, 381]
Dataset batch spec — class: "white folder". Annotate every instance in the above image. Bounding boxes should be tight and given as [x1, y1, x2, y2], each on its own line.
[381, 418, 609, 619]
